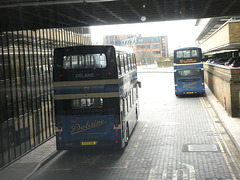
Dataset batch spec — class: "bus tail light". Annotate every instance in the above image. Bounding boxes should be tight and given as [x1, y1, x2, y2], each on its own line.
[59, 74, 63, 78]
[108, 72, 112, 76]
[114, 129, 118, 132]
[202, 82, 205, 86]
[56, 126, 63, 133]
[175, 84, 177, 87]
[114, 124, 118, 128]
[115, 134, 119, 138]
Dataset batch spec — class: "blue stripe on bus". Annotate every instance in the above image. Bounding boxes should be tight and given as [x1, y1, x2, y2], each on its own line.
[54, 84, 119, 95]
[174, 64, 203, 70]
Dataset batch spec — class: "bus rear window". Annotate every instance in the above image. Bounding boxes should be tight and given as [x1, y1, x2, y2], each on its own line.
[63, 53, 107, 69]
[177, 69, 201, 77]
[72, 98, 103, 109]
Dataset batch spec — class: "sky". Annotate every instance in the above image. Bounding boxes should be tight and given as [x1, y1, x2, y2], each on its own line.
[90, 19, 197, 54]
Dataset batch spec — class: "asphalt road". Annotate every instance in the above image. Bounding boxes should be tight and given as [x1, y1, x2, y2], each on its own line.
[29, 67, 240, 180]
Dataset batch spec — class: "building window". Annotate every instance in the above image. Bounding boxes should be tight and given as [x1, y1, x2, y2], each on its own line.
[137, 45, 145, 49]
[153, 51, 160, 54]
[152, 44, 160, 48]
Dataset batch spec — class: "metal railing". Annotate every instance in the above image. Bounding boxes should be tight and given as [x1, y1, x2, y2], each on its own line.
[0, 26, 91, 169]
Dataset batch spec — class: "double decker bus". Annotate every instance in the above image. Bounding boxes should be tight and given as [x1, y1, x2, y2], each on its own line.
[174, 47, 205, 96]
[53, 45, 141, 150]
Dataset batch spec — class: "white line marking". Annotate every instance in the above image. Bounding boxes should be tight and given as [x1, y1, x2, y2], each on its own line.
[180, 162, 196, 180]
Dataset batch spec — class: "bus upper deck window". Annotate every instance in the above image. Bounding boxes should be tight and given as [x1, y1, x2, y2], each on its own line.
[124, 54, 129, 72]
[62, 53, 107, 69]
[191, 50, 198, 57]
[116, 55, 121, 75]
[177, 51, 183, 58]
[120, 54, 125, 73]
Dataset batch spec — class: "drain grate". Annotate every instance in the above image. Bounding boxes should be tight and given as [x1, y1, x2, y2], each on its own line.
[183, 144, 219, 152]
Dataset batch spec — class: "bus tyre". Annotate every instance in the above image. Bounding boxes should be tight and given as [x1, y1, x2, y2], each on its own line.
[136, 109, 138, 120]
[125, 125, 129, 146]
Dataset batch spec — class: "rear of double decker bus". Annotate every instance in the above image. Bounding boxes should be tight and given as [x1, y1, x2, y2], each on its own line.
[174, 47, 205, 96]
[53, 46, 123, 150]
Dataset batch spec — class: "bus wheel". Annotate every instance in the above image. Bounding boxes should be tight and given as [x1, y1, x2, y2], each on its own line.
[136, 109, 138, 120]
[125, 124, 129, 146]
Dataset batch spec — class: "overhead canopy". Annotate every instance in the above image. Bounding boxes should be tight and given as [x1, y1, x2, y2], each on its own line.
[1, 0, 240, 30]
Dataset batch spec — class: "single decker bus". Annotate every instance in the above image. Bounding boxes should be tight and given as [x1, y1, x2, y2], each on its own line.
[53, 45, 141, 150]
[174, 47, 205, 96]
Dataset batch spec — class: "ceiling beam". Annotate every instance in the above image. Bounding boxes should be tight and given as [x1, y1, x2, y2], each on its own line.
[200, 0, 213, 18]
[0, 0, 117, 9]
[123, 0, 141, 19]
[180, 0, 186, 17]
[221, 0, 238, 16]
[152, 0, 165, 19]
[70, 5, 108, 24]
[44, 6, 89, 26]
[96, 3, 126, 23]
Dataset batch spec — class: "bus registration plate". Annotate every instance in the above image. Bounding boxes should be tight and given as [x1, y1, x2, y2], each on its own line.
[186, 92, 194, 94]
[81, 141, 97, 146]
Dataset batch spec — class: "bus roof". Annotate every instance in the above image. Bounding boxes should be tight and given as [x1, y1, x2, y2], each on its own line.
[54, 45, 134, 54]
[174, 47, 201, 52]
[114, 46, 134, 53]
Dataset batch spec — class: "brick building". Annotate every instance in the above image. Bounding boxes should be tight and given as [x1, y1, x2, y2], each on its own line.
[195, 17, 240, 117]
[121, 36, 169, 65]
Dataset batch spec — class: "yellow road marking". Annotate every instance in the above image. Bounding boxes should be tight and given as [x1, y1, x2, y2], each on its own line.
[200, 97, 239, 180]
[81, 155, 101, 166]
[100, 161, 129, 169]
[134, 142, 139, 148]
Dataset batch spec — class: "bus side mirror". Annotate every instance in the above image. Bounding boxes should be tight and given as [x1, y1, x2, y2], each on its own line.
[137, 81, 142, 88]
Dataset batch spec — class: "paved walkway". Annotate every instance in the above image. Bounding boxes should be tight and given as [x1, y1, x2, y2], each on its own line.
[205, 84, 240, 153]
[0, 137, 58, 180]
[0, 66, 240, 179]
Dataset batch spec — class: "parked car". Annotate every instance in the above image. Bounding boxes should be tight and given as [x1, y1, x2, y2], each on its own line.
[205, 58, 215, 64]
[225, 57, 240, 67]
[211, 58, 229, 65]
[224, 57, 237, 66]
[230, 57, 240, 67]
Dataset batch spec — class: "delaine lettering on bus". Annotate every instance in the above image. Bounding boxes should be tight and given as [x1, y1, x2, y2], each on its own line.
[183, 82, 197, 88]
[76, 73, 95, 78]
[71, 120, 106, 135]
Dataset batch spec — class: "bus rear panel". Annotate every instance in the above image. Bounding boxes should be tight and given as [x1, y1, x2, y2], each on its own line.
[174, 47, 205, 96]
[54, 45, 139, 149]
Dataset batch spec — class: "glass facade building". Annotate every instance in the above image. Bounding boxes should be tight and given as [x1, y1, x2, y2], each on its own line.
[0, 27, 91, 169]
